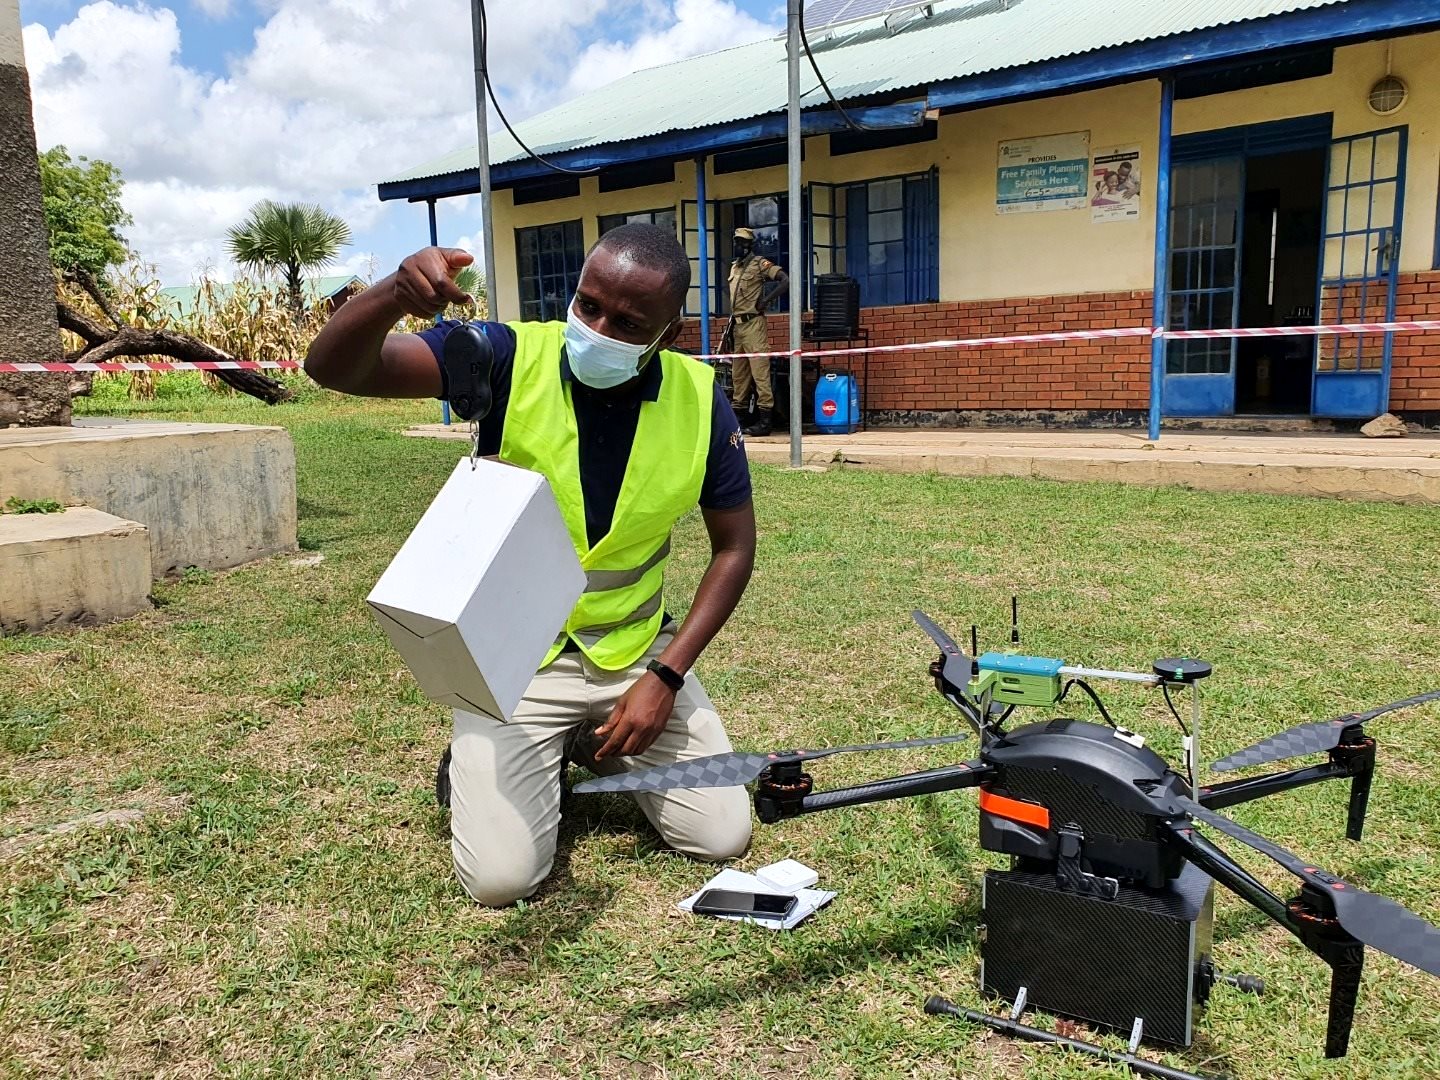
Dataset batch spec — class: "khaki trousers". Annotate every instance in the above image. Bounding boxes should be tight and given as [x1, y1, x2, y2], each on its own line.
[448, 631, 752, 906]
[729, 316, 773, 412]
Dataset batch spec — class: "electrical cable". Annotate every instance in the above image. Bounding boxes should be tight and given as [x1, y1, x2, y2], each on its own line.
[946, 692, 985, 738]
[1058, 679, 1119, 729]
[797, 6, 871, 132]
[1161, 682, 1192, 738]
[1161, 681, 1195, 788]
[475, 0, 601, 177]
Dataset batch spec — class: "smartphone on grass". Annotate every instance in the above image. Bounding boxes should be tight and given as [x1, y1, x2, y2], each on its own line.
[692, 888, 798, 921]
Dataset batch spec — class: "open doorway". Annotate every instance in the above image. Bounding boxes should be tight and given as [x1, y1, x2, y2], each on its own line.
[1234, 148, 1325, 414]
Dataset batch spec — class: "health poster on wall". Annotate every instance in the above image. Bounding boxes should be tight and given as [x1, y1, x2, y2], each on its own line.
[995, 131, 1090, 214]
[1091, 145, 1142, 222]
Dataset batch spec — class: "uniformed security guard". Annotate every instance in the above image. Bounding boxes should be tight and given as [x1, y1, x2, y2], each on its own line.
[305, 224, 755, 906]
[726, 226, 789, 437]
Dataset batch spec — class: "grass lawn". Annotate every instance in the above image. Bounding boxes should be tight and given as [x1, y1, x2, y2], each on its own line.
[3, 379, 1438, 1078]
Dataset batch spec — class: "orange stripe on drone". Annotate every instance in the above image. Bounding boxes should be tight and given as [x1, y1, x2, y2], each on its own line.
[979, 788, 1051, 830]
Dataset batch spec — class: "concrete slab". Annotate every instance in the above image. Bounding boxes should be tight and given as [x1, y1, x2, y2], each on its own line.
[403, 424, 1440, 505]
[0, 420, 297, 575]
[0, 506, 150, 631]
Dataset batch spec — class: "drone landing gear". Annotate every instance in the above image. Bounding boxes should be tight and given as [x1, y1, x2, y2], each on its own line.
[1287, 892, 1367, 1059]
[925, 994, 1226, 1080]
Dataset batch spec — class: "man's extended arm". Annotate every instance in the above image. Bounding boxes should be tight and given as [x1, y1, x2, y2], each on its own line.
[593, 500, 757, 760]
[305, 246, 473, 398]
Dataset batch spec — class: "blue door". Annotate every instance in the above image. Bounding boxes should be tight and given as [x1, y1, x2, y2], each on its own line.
[1164, 159, 1243, 415]
[1313, 127, 1407, 417]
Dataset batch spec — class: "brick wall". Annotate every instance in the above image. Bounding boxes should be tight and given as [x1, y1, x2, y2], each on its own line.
[1392, 270, 1440, 414]
[673, 274, 1440, 418]
[674, 289, 1156, 413]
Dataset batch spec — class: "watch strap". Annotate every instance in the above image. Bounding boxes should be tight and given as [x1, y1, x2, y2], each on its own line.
[646, 659, 686, 693]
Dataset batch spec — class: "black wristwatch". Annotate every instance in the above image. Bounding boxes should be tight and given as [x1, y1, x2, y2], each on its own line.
[646, 659, 686, 693]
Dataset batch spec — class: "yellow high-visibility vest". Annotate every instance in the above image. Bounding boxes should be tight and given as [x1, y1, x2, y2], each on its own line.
[498, 321, 713, 671]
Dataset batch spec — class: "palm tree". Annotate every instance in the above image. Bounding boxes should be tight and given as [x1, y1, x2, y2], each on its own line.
[226, 201, 351, 319]
[450, 265, 490, 317]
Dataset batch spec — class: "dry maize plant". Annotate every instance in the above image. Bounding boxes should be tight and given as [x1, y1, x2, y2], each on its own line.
[60, 263, 487, 401]
[60, 263, 337, 399]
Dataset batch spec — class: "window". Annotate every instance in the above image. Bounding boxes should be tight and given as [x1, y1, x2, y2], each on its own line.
[811, 170, 938, 308]
[598, 208, 677, 236]
[715, 194, 790, 314]
[516, 220, 584, 322]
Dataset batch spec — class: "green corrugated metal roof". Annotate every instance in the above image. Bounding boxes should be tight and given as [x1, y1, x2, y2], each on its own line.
[158, 275, 362, 318]
[383, 0, 1348, 186]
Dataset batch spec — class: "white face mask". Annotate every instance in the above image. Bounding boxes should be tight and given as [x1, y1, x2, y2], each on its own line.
[563, 305, 668, 389]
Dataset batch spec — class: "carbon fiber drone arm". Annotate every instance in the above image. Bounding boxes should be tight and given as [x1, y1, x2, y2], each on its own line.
[756, 761, 991, 823]
[1198, 761, 1351, 811]
[1165, 819, 1302, 932]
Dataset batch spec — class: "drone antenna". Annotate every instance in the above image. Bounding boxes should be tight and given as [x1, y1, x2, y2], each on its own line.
[971, 624, 979, 657]
[1011, 596, 1020, 647]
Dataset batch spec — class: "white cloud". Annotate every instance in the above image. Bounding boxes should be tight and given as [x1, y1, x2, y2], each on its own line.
[563, 0, 776, 99]
[20, 0, 779, 282]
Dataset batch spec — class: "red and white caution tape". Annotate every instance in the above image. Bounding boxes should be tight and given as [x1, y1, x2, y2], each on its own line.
[0, 360, 303, 373]
[3, 318, 1438, 372]
[1161, 319, 1440, 340]
[697, 317, 1440, 362]
[695, 325, 1155, 361]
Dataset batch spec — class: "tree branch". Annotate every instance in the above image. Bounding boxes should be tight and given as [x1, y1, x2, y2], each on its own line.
[56, 300, 109, 345]
[67, 269, 126, 330]
[53, 300, 293, 404]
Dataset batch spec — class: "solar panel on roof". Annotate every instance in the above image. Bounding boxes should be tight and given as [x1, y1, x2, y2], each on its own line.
[805, 0, 935, 32]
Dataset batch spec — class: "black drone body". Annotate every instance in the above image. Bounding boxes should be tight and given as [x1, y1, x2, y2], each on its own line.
[978, 718, 1190, 890]
[573, 607, 1440, 1080]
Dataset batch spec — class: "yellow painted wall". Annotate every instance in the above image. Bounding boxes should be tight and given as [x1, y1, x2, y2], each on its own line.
[486, 30, 1440, 318]
[932, 82, 1160, 302]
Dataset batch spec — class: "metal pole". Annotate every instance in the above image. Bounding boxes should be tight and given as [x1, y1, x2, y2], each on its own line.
[1148, 76, 1174, 442]
[696, 157, 712, 357]
[428, 198, 451, 425]
[469, 0, 499, 322]
[1190, 682, 1202, 803]
[786, 0, 803, 467]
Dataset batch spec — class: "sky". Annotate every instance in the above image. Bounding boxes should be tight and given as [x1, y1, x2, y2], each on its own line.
[18, 0, 784, 285]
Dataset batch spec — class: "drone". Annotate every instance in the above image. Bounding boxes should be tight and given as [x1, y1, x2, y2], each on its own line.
[574, 602, 1440, 1080]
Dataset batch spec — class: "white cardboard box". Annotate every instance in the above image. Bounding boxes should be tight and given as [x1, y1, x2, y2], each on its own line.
[366, 458, 585, 721]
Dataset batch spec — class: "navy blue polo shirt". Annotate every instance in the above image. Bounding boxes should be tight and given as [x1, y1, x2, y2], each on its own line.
[420, 320, 752, 548]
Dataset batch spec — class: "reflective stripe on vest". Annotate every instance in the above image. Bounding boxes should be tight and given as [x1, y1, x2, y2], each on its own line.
[498, 321, 713, 671]
[583, 538, 671, 593]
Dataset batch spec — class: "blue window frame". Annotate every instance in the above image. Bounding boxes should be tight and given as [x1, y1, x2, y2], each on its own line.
[598, 207, 677, 236]
[1166, 159, 1243, 376]
[516, 220, 584, 322]
[809, 169, 939, 308]
[679, 193, 792, 316]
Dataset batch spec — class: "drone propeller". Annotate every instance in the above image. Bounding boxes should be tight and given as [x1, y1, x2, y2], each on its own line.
[571, 731, 971, 795]
[1174, 795, 1440, 977]
[1210, 689, 1440, 772]
[912, 610, 974, 689]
